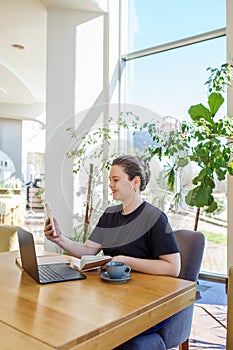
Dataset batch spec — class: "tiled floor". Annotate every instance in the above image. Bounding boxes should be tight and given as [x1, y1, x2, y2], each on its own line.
[23, 209, 228, 350]
[189, 279, 227, 349]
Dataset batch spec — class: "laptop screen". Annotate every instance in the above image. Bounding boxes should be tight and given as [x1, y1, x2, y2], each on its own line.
[17, 227, 86, 284]
[17, 227, 40, 282]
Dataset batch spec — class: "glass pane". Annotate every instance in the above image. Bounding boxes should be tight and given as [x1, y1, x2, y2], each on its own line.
[122, 37, 227, 275]
[124, 37, 226, 121]
[124, 0, 226, 52]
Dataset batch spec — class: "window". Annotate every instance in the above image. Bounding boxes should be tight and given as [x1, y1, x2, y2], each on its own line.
[124, 37, 226, 120]
[125, 0, 226, 52]
[121, 1, 227, 276]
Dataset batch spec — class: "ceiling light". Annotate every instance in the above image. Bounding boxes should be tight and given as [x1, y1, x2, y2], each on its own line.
[11, 44, 25, 50]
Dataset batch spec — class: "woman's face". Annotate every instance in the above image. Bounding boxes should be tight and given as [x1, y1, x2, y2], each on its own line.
[109, 165, 135, 202]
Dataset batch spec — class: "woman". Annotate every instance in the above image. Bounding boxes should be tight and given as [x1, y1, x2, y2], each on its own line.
[44, 155, 180, 277]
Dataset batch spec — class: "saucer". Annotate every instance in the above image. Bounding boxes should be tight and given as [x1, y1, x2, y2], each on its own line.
[100, 271, 131, 284]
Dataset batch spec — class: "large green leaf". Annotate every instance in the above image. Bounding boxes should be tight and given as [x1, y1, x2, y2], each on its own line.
[188, 104, 212, 125]
[185, 183, 210, 208]
[185, 188, 197, 207]
[195, 183, 210, 207]
[192, 169, 207, 185]
[206, 201, 218, 213]
[165, 166, 175, 190]
[176, 157, 189, 169]
[215, 168, 227, 181]
[228, 161, 233, 175]
[208, 92, 224, 115]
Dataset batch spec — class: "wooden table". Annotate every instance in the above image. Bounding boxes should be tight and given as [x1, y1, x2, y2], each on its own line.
[0, 251, 196, 350]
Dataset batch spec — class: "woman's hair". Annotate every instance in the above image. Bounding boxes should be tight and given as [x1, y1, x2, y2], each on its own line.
[112, 155, 151, 191]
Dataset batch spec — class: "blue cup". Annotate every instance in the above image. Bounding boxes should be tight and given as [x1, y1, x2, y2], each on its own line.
[106, 261, 131, 279]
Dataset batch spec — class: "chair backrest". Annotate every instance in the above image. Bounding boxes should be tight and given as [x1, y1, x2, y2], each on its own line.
[174, 229, 205, 282]
[158, 229, 205, 349]
[114, 228, 206, 350]
[227, 266, 233, 349]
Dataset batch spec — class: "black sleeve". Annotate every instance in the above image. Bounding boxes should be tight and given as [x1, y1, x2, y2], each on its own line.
[147, 211, 179, 258]
[88, 215, 104, 244]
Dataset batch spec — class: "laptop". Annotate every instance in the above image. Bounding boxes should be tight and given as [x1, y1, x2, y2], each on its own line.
[17, 227, 86, 284]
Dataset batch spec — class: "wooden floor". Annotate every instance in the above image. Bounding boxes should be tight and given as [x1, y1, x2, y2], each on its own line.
[23, 209, 227, 350]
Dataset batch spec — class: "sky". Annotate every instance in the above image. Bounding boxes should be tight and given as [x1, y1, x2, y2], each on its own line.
[131, 0, 225, 50]
[124, 0, 227, 121]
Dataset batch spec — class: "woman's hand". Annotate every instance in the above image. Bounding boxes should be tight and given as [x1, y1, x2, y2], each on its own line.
[44, 217, 61, 242]
[111, 255, 127, 263]
[110, 253, 180, 277]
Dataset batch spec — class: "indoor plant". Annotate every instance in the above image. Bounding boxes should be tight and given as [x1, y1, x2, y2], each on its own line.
[138, 63, 233, 230]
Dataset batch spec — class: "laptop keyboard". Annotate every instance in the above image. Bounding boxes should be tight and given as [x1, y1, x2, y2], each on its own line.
[38, 265, 63, 282]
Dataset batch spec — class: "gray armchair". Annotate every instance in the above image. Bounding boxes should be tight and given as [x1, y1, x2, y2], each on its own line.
[115, 229, 205, 350]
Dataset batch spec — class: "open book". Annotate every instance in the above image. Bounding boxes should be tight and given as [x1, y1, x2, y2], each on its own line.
[71, 255, 112, 272]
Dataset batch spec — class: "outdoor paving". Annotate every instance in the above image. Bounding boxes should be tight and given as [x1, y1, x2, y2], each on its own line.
[168, 211, 227, 275]
[190, 304, 226, 349]
[168, 210, 227, 235]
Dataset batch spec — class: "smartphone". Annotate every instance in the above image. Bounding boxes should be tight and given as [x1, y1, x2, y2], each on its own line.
[44, 202, 57, 237]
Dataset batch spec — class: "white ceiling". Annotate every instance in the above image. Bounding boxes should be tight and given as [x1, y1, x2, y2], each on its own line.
[0, 0, 104, 121]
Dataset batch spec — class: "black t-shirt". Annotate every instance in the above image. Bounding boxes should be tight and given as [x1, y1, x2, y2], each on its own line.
[89, 201, 179, 259]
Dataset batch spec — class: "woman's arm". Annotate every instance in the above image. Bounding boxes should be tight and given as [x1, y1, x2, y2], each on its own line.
[44, 218, 102, 258]
[111, 253, 181, 277]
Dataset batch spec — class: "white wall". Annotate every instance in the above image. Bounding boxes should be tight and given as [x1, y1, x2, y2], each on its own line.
[0, 118, 22, 179]
[45, 8, 101, 249]
[45, 2, 120, 249]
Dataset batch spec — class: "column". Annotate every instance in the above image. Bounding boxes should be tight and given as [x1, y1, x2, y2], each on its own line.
[45, 7, 100, 249]
[227, 0, 233, 269]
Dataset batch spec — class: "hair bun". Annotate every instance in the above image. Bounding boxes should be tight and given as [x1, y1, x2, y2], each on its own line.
[139, 157, 151, 190]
